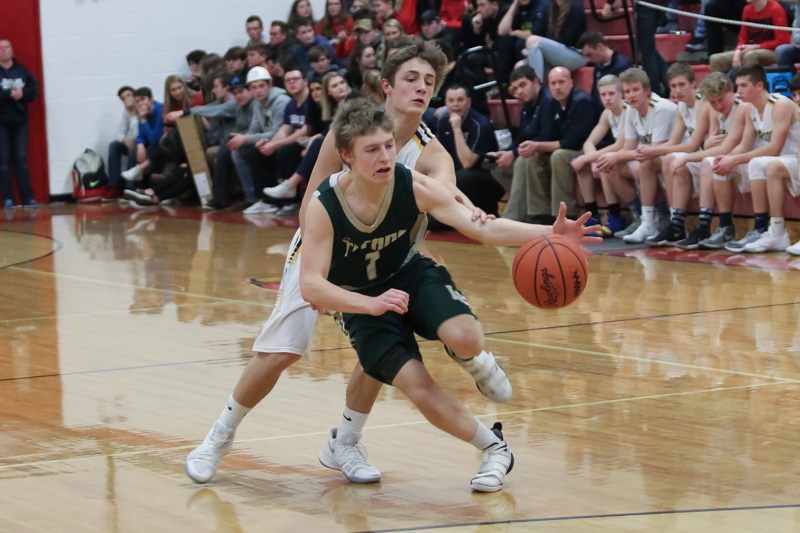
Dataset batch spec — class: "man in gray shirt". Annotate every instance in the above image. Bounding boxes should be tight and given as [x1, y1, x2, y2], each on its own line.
[107, 85, 138, 192]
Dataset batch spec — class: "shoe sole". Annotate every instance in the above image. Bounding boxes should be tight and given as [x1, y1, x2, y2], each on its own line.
[470, 453, 515, 493]
[185, 459, 213, 484]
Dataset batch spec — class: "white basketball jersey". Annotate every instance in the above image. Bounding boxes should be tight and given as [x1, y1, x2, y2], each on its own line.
[719, 97, 741, 135]
[609, 103, 627, 140]
[751, 94, 800, 155]
[396, 122, 434, 168]
[625, 93, 677, 145]
[678, 94, 702, 142]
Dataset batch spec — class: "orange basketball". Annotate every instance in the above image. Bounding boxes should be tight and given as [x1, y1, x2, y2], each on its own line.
[512, 234, 588, 309]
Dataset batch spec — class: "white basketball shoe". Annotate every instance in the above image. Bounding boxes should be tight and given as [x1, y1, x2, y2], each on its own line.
[185, 421, 236, 483]
[318, 428, 381, 483]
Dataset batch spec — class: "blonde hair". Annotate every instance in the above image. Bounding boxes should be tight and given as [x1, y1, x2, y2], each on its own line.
[163, 75, 193, 113]
[619, 68, 650, 91]
[597, 74, 622, 93]
[361, 69, 385, 104]
[699, 72, 733, 99]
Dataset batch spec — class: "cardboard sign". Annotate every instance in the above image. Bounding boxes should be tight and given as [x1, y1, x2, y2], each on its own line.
[176, 115, 213, 206]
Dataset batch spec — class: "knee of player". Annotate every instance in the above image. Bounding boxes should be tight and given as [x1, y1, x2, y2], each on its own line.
[443, 328, 484, 357]
[765, 160, 789, 181]
[253, 351, 301, 371]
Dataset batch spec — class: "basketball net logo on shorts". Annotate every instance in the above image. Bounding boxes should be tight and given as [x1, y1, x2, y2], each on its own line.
[341, 230, 407, 257]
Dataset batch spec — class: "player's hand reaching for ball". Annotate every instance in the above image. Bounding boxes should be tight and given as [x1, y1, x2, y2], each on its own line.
[370, 289, 409, 316]
[551, 202, 602, 253]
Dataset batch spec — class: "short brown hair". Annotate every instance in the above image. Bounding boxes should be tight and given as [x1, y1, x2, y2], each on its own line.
[667, 62, 695, 83]
[381, 36, 446, 89]
[333, 98, 395, 153]
[619, 68, 650, 91]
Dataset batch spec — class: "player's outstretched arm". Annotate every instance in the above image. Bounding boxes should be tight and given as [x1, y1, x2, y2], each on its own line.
[299, 198, 410, 316]
[413, 170, 602, 249]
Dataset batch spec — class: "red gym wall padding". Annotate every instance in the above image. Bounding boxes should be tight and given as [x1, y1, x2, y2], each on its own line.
[1, 0, 48, 201]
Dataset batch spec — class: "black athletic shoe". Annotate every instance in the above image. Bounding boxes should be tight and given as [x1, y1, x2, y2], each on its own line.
[646, 225, 685, 247]
[675, 227, 710, 250]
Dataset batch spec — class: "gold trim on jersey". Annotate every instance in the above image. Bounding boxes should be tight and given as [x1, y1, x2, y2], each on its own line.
[412, 122, 434, 150]
[332, 172, 395, 233]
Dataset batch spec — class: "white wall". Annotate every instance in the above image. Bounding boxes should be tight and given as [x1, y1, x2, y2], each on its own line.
[40, 0, 325, 196]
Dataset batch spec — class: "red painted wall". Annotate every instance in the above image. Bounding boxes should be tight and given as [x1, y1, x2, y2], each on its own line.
[1, 0, 48, 201]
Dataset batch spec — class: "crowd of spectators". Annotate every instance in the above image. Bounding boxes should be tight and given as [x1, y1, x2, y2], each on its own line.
[104, 0, 800, 255]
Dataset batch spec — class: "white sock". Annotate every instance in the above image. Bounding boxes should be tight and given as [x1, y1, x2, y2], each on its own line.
[338, 406, 369, 435]
[770, 217, 785, 233]
[219, 394, 250, 429]
[469, 421, 500, 450]
[642, 206, 655, 226]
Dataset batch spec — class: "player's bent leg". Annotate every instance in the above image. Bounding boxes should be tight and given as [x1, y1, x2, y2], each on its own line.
[392, 359, 514, 493]
[184, 351, 300, 484]
[438, 314, 512, 404]
[318, 364, 383, 484]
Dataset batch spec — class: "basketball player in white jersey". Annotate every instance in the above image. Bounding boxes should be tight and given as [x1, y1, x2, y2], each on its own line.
[185, 39, 516, 485]
[666, 72, 745, 249]
[570, 74, 634, 237]
[710, 65, 800, 252]
[595, 68, 676, 244]
[643, 63, 713, 247]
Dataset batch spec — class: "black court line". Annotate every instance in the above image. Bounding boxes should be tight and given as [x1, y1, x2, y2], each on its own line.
[0, 229, 63, 269]
[5, 299, 800, 382]
[351, 503, 800, 533]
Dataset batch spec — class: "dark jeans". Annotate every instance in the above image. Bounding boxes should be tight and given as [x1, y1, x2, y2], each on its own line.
[0, 121, 35, 203]
[295, 136, 325, 181]
[428, 167, 506, 231]
[705, 0, 746, 56]
[636, 5, 668, 96]
[240, 142, 305, 198]
[107, 140, 137, 188]
[153, 166, 193, 202]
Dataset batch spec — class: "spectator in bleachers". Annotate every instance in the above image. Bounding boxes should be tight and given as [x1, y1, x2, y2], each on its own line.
[200, 54, 227, 103]
[226, 66, 291, 210]
[462, 0, 516, 85]
[163, 75, 204, 117]
[488, 65, 550, 222]
[603, 0, 668, 96]
[268, 21, 294, 60]
[185, 50, 207, 92]
[570, 74, 634, 237]
[344, 42, 378, 89]
[709, 0, 789, 73]
[204, 76, 258, 210]
[165, 73, 237, 156]
[309, 46, 346, 78]
[246, 43, 270, 71]
[382, 19, 406, 42]
[374, 0, 418, 35]
[503, 66, 594, 223]
[353, 15, 386, 64]
[775, 1, 800, 68]
[122, 87, 164, 183]
[498, 0, 549, 68]
[243, 66, 311, 215]
[577, 30, 633, 113]
[258, 71, 361, 207]
[246, 15, 267, 46]
[224, 47, 247, 75]
[420, 10, 462, 56]
[288, 0, 316, 29]
[292, 18, 344, 76]
[703, 0, 747, 56]
[107, 86, 139, 192]
[522, 0, 587, 82]
[316, 0, 354, 46]
[435, 84, 505, 220]
[361, 69, 386, 105]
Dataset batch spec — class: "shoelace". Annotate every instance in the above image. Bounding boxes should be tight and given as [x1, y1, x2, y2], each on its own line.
[341, 441, 370, 466]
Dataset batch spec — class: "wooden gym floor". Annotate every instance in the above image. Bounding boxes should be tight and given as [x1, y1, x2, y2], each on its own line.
[1, 204, 799, 532]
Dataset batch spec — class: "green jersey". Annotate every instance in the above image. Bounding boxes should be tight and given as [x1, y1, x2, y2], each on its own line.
[314, 163, 427, 291]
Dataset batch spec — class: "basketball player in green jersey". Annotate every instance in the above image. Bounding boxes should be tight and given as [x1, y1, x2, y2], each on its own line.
[186, 39, 579, 487]
[301, 99, 600, 491]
